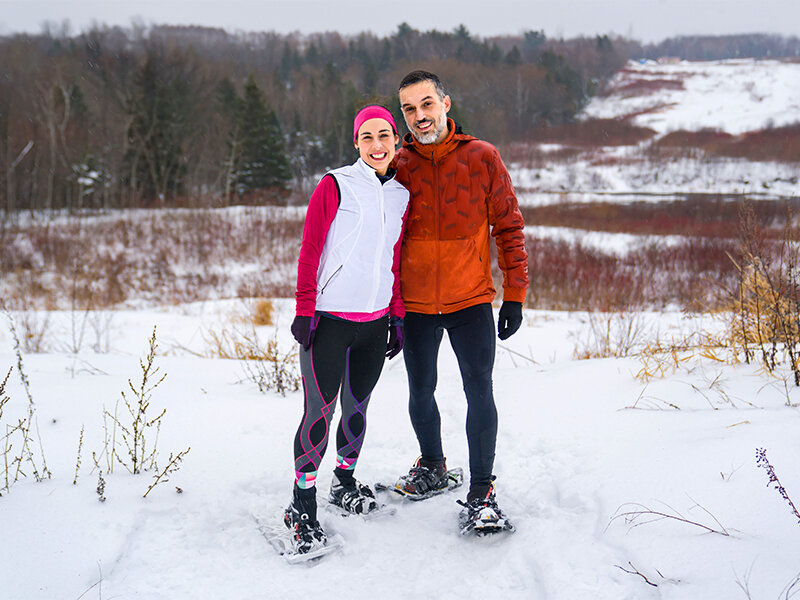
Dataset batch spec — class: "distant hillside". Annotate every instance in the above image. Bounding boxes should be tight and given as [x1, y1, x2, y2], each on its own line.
[509, 59, 800, 197]
[584, 59, 800, 135]
[637, 34, 800, 60]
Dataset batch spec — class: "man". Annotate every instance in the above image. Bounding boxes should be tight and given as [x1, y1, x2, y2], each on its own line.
[392, 70, 528, 533]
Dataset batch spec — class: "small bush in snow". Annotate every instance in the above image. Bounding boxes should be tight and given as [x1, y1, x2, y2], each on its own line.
[96, 326, 190, 497]
[204, 323, 300, 396]
[573, 311, 650, 359]
[250, 298, 274, 326]
[755, 448, 800, 526]
[0, 311, 52, 495]
[102, 327, 167, 475]
[724, 201, 800, 385]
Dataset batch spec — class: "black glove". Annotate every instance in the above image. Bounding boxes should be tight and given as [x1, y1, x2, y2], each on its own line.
[291, 315, 317, 350]
[386, 316, 404, 359]
[497, 301, 523, 340]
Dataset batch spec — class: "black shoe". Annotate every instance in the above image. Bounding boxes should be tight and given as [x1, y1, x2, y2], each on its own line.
[328, 475, 379, 514]
[283, 486, 327, 553]
[396, 457, 449, 497]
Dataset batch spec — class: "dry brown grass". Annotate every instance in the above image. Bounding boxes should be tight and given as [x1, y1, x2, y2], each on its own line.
[204, 321, 300, 396]
[649, 125, 800, 164]
[0, 207, 304, 310]
[531, 118, 657, 147]
[250, 298, 275, 326]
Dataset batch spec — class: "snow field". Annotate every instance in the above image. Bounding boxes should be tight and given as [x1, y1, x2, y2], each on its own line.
[1, 301, 799, 599]
[583, 59, 800, 135]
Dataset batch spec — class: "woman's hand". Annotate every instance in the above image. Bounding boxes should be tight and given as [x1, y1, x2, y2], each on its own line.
[291, 315, 317, 350]
[386, 317, 404, 359]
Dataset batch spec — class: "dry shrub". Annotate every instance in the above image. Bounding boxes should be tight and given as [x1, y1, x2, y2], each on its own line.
[629, 201, 800, 387]
[524, 235, 738, 312]
[656, 129, 735, 149]
[1, 207, 305, 309]
[499, 142, 582, 166]
[531, 118, 657, 147]
[719, 124, 800, 163]
[714, 201, 800, 384]
[520, 196, 800, 240]
[649, 125, 800, 164]
[251, 298, 274, 326]
[609, 77, 685, 97]
[572, 312, 651, 359]
[15, 310, 52, 353]
[204, 324, 300, 396]
[721, 252, 800, 383]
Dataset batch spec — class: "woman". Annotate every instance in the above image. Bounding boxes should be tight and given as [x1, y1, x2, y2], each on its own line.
[284, 105, 409, 554]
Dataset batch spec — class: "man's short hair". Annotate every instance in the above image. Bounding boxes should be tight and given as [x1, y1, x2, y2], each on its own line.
[398, 70, 447, 100]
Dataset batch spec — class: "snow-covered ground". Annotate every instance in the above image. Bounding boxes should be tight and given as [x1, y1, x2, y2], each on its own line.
[3, 58, 800, 600]
[509, 59, 800, 200]
[2, 301, 799, 599]
[511, 154, 799, 200]
[584, 59, 800, 135]
[524, 225, 687, 254]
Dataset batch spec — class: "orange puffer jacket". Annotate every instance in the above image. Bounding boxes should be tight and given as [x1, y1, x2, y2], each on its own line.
[394, 120, 528, 315]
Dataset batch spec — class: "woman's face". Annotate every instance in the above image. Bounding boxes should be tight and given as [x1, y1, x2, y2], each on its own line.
[354, 118, 399, 176]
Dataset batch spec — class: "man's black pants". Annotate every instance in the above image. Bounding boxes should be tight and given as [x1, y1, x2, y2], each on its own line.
[403, 303, 497, 488]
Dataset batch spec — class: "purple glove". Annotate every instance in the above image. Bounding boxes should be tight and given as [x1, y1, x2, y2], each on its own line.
[386, 317, 404, 359]
[291, 315, 318, 350]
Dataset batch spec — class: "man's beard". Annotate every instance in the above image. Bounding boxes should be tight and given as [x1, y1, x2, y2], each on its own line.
[413, 111, 448, 144]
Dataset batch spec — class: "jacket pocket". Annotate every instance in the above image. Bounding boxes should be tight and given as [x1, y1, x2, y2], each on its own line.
[400, 239, 436, 307]
[318, 264, 343, 295]
[438, 238, 493, 306]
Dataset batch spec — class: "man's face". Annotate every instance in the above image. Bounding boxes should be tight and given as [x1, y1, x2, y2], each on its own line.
[399, 81, 451, 145]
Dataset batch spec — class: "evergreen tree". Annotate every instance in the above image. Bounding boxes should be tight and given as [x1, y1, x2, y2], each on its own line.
[124, 51, 193, 202]
[234, 75, 292, 194]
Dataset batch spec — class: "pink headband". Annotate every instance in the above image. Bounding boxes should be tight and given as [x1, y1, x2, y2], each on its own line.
[353, 105, 397, 143]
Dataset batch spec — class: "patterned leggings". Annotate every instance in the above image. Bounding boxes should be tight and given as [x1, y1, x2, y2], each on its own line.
[293, 315, 388, 488]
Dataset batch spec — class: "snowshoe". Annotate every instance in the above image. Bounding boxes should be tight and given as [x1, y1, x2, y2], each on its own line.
[456, 482, 515, 536]
[269, 485, 338, 561]
[254, 515, 343, 565]
[375, 458, 464, 501]
[327, 476, 395, 518]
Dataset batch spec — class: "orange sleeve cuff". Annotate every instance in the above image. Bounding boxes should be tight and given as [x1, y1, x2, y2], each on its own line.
[503, 286, 527, 304]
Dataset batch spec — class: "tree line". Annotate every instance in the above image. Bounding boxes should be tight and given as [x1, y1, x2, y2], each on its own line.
[1, 24, 796, 212]
[0, 23, 628, 211]
[639, 33, 800, 61]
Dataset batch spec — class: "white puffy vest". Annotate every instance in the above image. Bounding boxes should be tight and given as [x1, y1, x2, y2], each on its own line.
[315, 158, 409, 313]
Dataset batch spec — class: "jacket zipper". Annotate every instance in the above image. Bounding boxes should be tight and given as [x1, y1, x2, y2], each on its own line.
[367, 178, 385, 310]
[433, 154, 441, 314]
[318, 264, 343, 295]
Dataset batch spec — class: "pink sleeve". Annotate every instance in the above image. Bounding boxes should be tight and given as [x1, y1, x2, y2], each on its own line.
[389, 204, 410, 319]
[295, 175, 339, 317]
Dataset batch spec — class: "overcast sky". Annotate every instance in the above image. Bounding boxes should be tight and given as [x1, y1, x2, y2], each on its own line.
[1, 0, 798, 43]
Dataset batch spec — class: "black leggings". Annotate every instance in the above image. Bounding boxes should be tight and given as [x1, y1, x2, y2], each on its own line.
[403, 303, 497, 488]
[293, 315, 388, 487]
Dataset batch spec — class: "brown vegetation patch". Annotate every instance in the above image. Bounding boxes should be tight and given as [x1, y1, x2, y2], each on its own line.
[656, 129, 735, 149]
[499, 143, 583, 166]
[520, 196, 800, 239]
[610, 78, 685, 98]
[0, 208, 304, 310]
[533, 118, 657, 147]
[718, 124, 800, 163]
[650, 125, 800, 163]
[525, 235, 739, 311]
